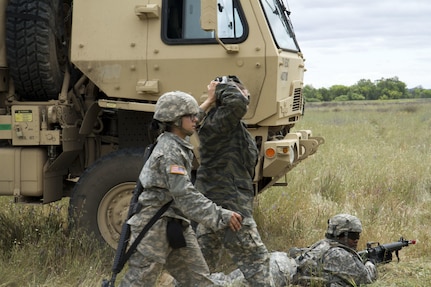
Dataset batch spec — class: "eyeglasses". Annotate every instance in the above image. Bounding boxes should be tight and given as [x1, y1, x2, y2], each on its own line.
[347, 232, 360, 240]
[183, 114, 198, 120]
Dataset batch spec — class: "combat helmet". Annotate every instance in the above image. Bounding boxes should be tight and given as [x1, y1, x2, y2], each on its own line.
[154, 91, 199, 123]
[326, 213, 362, 238]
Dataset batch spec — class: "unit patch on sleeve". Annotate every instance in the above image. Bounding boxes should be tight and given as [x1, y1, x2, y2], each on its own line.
[169, 165, 187, 175]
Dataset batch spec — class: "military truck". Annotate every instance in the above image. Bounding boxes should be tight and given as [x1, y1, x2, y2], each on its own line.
[0, 0, 323, 248]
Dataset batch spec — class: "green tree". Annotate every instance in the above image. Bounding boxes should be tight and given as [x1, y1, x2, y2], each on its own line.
[317, 87, 332, 101]
[351, 79, 378, 100]
[303, 77, 429, 101]
[347, 92, 365, 101]
[303, 85, 320, 102]
[375, 77, 407, 99]
[333, 95, 349, 101]
[421, 89, 431, 98]
[329, 85, 350, 100]
[409, 86, 431, 98]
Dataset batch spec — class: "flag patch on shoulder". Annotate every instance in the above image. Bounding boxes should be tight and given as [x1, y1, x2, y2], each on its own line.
[169, 165, 186, 175]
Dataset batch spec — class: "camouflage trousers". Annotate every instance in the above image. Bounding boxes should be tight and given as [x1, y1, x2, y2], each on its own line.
[196, 217, 274, 287]
[119, 217, 219, 287]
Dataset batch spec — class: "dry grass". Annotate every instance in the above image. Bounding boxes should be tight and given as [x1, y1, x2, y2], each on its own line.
[1, 99, 431, 286]
[255, 99, 431, 286]
[0, 199, 114, 286]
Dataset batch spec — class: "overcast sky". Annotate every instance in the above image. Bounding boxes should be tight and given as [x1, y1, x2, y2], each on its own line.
[288, 0, 431, 89]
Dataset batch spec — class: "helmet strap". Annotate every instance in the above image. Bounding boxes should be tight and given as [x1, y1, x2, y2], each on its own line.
[175, 117, 182, 128]
[173, 117, 193, 137]
[339, 231, 349, 245]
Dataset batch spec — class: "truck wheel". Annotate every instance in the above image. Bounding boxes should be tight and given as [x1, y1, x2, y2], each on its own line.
[69, 148, 145, 248]
[6, 0, 68, 101]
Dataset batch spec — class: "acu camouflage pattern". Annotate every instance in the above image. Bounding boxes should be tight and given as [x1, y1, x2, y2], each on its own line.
[120, 221, 220, 287]
[196, 220, 273, 287]
[195, 82, 273, 287]
[119, 132, 234, 287]
[168, 252, 297, 286]
[326, 214, 363, 237]
[293, 238, 378, 287]
[154, 91, 200, 123]
[208, 251, 298, 286]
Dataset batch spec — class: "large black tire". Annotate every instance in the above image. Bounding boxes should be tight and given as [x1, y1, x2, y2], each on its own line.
[68, 149, 146, 248]
[6, 0, 68, 101]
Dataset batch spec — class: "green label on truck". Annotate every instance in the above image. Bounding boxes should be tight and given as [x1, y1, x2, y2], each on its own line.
[0, 124, 11, 130]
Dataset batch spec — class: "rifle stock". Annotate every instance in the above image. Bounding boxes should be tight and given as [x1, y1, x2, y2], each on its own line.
[358, 237, 416, 264]
[102, 143, 156, 287]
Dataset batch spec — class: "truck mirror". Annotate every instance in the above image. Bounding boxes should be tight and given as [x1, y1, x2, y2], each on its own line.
[201, 0, 217, 31]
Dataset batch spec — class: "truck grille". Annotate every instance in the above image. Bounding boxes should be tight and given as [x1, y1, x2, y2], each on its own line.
[292, 88, 303, 112]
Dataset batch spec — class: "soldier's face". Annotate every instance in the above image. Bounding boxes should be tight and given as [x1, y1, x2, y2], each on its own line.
[346, 232, 360, 250]
[180, 114, 198, 137]
[346, 238, 359, 250]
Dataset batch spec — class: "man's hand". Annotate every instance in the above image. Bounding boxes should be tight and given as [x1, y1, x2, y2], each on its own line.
[229, 212, 243, 232]
[199, 81, 219, 112]
[207, 80, 219, 101]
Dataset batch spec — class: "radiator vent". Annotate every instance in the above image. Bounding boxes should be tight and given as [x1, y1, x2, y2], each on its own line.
[292, 88, 303, 111]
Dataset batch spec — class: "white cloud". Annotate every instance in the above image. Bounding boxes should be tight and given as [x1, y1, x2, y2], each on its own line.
[288, 0, 431, 88]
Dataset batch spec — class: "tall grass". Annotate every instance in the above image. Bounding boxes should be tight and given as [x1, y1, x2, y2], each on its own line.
[1, 99, 430, 286]
[255, 99, 431, 286]
[0, 199, 114, 286]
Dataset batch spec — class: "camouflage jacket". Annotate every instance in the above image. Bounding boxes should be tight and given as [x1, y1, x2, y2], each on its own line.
[294, 239, 378, 287]
[195, 83, 258, 218]
[127, 132, 232, 231]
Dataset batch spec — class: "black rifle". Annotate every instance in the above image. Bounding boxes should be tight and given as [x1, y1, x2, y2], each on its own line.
[358, 237, 416, 264]
[102, 142, 170, 287]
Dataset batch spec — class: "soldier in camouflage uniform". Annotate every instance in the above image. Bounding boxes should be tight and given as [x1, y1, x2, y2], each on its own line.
[195, 76, 274, 287]
[292, 214, 378, 286]
[119, 91, 243, 287]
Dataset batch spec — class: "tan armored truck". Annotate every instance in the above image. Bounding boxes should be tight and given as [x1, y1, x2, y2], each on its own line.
[0, 0, 323, 248]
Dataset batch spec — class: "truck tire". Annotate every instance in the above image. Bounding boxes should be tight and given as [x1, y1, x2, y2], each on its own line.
[6, 0, 68, 101]
[69, 148, 145, 248]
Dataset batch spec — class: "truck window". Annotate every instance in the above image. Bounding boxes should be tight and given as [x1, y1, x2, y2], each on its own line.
[162, 0, 248, 44]
[260, 0, 300, 52]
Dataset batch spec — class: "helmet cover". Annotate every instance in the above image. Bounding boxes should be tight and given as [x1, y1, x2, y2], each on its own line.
[154, 91, 199, 123]
[326, 213, 362, 237]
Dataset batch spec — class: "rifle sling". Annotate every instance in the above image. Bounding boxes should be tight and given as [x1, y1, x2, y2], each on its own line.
[121, 200, 173, 268]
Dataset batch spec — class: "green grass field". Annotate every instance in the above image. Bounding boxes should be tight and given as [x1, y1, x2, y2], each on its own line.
[1, 99, 430, 286]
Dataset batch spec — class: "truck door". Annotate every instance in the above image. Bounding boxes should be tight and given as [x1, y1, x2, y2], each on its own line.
[146, 0, 266, 113]
[71, 0, 149, 100]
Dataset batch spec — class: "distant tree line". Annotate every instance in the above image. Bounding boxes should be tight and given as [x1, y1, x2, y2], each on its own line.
[303, 77, 431, 102]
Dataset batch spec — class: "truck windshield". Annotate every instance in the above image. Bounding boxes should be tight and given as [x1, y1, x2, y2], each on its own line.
[260, 0, 300, 52]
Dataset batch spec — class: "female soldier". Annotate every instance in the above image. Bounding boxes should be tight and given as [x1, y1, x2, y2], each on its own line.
[119, 91, 242, 287]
